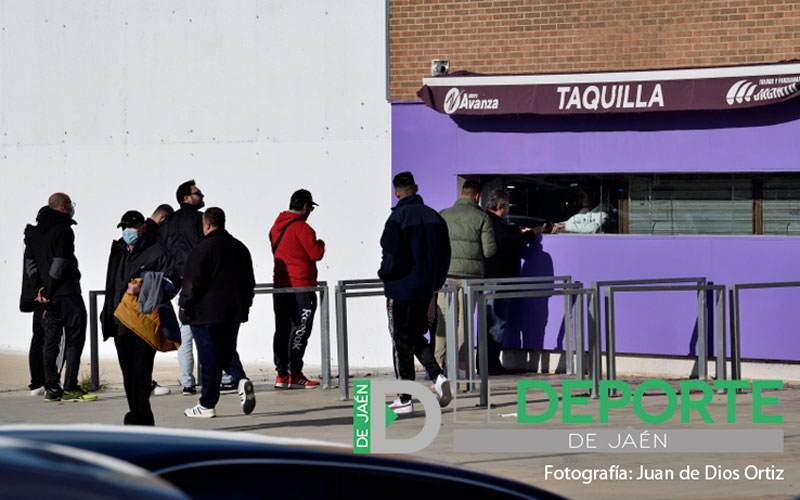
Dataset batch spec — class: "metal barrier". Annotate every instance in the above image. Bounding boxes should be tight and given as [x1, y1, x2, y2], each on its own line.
[334, 279, 460, 400]
[87, 282, 331, 392]
[461, 276, 573, 390]
[253, 282, 332, 389]
[729, 281, 800, 381]
[605, 283, 725, 389]
[589, 278, 707, 397]
[473, 282, 594, 407]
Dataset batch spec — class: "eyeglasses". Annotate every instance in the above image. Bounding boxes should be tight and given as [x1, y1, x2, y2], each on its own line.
[191, 190, 204, 198]
[309, 205, 315, 212]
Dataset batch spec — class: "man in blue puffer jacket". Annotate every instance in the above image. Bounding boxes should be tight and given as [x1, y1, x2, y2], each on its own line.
[379, 172, 452, 414]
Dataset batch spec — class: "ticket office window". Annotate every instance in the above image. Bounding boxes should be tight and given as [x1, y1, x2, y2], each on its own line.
[483, 173, 800, 236]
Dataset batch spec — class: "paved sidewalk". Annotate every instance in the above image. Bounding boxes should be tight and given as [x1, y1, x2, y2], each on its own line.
[1, 369, 797, 500]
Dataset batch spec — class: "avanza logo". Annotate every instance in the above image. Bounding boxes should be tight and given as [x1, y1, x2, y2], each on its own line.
[726, 78, 800, 105]
[443, 87, 499, 114]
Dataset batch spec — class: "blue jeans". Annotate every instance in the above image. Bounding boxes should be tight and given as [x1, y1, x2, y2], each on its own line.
[191, 322, 246, 409]
[174, 295, 195, 388]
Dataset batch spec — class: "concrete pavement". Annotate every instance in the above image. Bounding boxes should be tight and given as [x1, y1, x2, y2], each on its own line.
[0, 358, 797, 499]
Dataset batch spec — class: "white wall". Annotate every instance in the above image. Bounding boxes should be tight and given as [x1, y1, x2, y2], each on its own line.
[0, 1, 393, 372]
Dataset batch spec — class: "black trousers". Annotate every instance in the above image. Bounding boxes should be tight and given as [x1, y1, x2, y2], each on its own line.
[387, 298, 443, 399]
[28, 307, 46, 390]
[114, 325, 156, 426]
[192, 322, 244, 409]
[273, 292, 317, 377]
[43, 294, 86, 392]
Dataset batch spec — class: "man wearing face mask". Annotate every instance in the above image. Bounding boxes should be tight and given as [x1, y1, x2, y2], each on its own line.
[26, 193, 87, 402]
[101, 210, 173, 425]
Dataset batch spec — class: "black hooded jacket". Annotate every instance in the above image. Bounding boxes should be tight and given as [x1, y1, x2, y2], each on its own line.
[25, 208, 82, 300]
[178, 229, 255, 325]
[158, 203, 203, 283]
[100, 233, 173, 340]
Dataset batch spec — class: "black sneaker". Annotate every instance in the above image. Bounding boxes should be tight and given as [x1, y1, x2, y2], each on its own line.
[220, 381, 236, 394]
[44, 388, 63, 402]
[182, 386, 196, 396]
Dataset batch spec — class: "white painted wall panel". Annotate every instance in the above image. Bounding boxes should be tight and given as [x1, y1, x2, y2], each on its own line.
[0, 1, 392, 374]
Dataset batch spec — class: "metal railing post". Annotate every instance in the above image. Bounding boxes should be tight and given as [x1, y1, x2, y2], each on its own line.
[590, 282, 602, 398]
[445, 286, 459, 392]
[463, 283, 476, 391]
[575, 292, 584, 380]
[563, 293, 574, 375]
[89, 291, 100, 392]
[605, 288, 617, 384]
[697, 288, 707, 379]
[477, 293, 489, 407]
[320, 285, 331, 389]
[335, 284, 350, 400]
[715, 287, 726, 382]
[731, 286, 742, 381]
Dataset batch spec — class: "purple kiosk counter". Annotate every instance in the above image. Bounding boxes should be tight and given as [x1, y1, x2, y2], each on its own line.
[392, 61, 800, 365]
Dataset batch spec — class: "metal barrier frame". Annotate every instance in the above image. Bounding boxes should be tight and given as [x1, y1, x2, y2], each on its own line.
[589, 277, 707, 398]
[461, 276, 573, 390]
[605, 283, 726, 388]
[88, 282, 331, 392]
[474, 284, 595, 407]
[334, 279, 459, 400]
[729, 281, 800, 381]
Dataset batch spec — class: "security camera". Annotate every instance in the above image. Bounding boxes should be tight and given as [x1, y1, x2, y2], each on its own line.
[431, 59, 449, 76]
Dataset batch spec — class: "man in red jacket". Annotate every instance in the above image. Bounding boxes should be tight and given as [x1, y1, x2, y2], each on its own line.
[270, 189, 325, 389]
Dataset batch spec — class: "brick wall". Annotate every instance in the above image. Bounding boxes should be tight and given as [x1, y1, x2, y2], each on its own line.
[389, 0, 800, 100]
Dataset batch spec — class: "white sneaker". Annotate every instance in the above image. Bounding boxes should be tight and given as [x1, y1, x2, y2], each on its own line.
[433, 374, 452, 408]
[388, 397, 414, 414]
[30, 387, 45, 397]
[238, 378, 256, 415]
[151, 381, 170, 396]
[184, 404, 216, 418]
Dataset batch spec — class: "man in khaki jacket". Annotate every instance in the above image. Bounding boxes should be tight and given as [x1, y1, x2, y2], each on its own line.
[436, 179, 496, 371]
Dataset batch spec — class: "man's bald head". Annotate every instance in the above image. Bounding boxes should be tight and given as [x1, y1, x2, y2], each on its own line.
[48, 193, 72, 215]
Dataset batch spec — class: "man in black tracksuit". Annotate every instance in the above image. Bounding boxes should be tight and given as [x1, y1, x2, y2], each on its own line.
[180, 207, 256, 418]
[378, 172, 452, 413]
[101, 210, 174, 425]
[25, 193, 86, 401]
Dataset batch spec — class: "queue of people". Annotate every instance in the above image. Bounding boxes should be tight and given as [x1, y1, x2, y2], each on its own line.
[20, 177, 599, 423]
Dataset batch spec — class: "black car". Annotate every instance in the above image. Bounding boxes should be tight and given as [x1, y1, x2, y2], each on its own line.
[0, 424, 564, 500]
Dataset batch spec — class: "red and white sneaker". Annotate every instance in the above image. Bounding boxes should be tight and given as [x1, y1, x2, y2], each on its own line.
[274, 375, 289, 389]
[388, 397, 414, 414]
[289, 374, 320, 389]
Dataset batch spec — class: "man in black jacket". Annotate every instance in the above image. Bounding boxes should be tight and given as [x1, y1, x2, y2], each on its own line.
[100, 210, 173, 425]
[180, 208, 256, 418]
[25, 193, 86, 401]
[20, 206, 64, 397]
[378, 172, 452, 414]
[159, 180, 204, 395]
[484, 189, 542, 373]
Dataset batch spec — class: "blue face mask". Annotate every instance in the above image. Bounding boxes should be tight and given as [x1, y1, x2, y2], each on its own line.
[122, 228, 139, 245]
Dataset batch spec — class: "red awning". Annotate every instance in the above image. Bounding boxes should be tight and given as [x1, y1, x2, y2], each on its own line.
[417, 62, 800, 116]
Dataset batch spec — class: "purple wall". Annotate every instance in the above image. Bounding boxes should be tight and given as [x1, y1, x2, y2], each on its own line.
[391, 101, 800, 362]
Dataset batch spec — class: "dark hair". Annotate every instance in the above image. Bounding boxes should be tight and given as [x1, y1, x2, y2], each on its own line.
[152, 204, 174, 218]
[461, 179, 482, 197]
[176, 179, 196, 204]
[392, 172, 415, 189]
[487, 189, 510, 211]
[203, 207, 225, 230]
